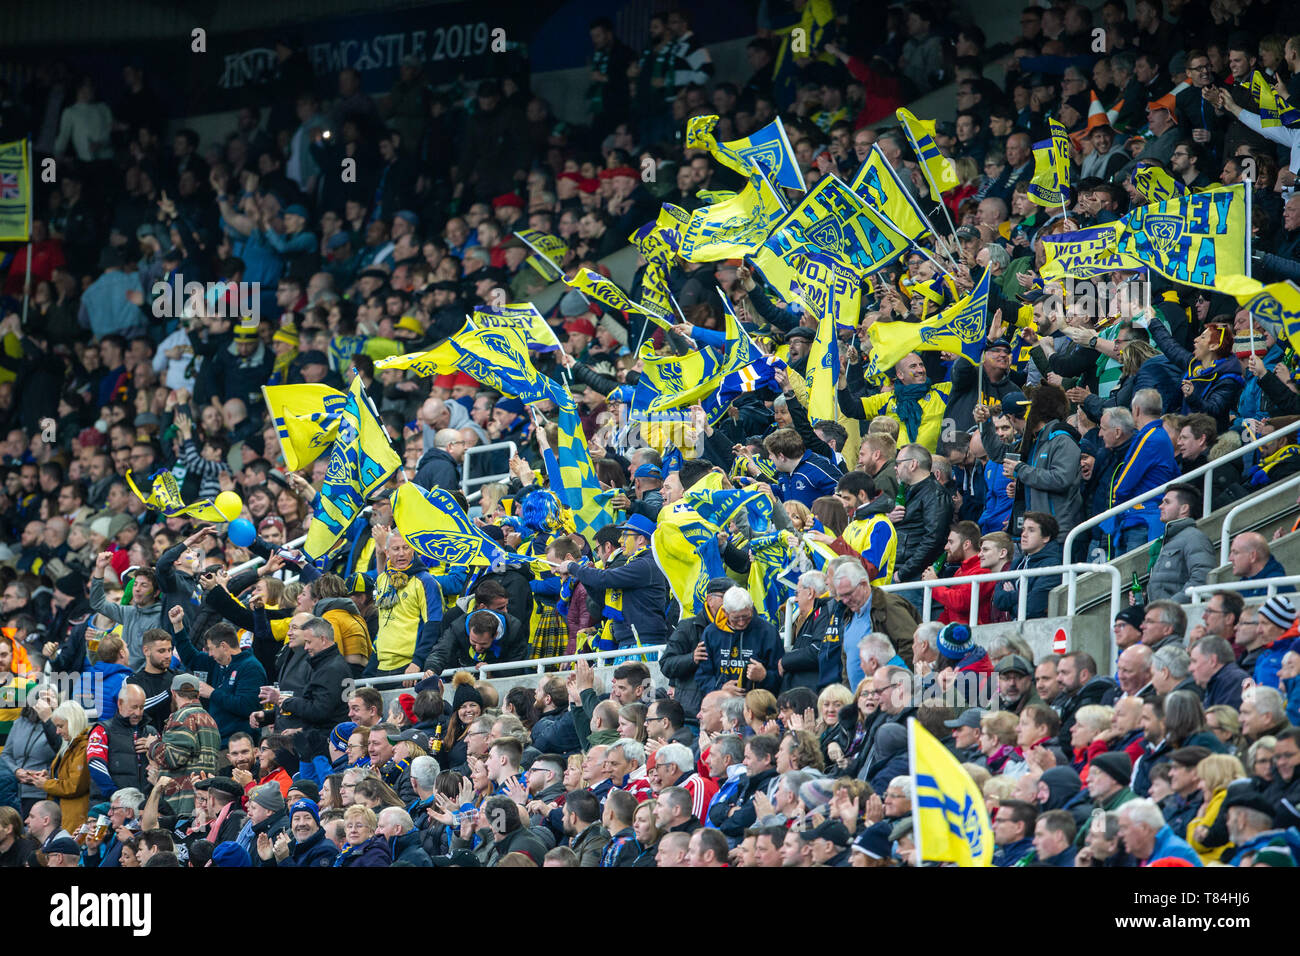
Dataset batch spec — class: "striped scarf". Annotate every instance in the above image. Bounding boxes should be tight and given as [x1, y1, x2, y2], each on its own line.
[1094, 322, 1123, 399]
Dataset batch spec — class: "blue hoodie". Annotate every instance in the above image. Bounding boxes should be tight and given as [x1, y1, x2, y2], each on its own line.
[81, 661, 134, 721]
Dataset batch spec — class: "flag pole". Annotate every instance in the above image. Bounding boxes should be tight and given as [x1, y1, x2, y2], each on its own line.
[19, 139, 31, 329]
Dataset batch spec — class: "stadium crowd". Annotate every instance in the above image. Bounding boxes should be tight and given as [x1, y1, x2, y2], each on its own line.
[1, 0, 1300, 868]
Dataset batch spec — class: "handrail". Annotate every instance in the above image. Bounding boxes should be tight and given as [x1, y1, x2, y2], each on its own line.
[228, 532, 309, 577]
[460, 440, 517, 498]
[351, 644, 668, 689]
[1063, 417, 1300, 563]
[878, 562, 1121, 627]
[1185, 574, 1300, 603]
[1219, 472, 1300, 563]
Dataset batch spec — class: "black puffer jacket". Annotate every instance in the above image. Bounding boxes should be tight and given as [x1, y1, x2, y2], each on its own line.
[893, 475, 953, 581]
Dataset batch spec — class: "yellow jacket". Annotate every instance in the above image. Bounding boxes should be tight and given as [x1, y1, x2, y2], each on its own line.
[1187, 787, 1229, 863]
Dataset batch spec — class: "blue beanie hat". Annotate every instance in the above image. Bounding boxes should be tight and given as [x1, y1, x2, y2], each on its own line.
[211, 842, 253, 867]
[330, 721, 358, 753]
[289, 798, 320, 823]
[936, 622, 973, 659]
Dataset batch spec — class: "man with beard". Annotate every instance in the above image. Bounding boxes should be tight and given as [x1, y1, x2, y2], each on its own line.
[127, 628, 177, 734]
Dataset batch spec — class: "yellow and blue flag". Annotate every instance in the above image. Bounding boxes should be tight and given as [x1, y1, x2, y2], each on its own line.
[896, 108, 960, 198]
[701, 293, 786, 422]
[1250, 70, 1300, 128]
[1133, 165, 1187, 204]
[304, 374, 402, 565]
[1111, 183, 1249, 290]
[1027, 118, 1071, 207]
[0, 140, 31, 242]
[513, 228, 568, 280]
[685, 114, 805, 191]
[1219, 276, 1300, 353]
[850, 144, 933, 243]
[867, 265, 991, 372]
[377, 325, 562, 406]
[392, 483, 528, 568]
[788, 247, 863, 331]
[644, 295, 764, 413]
[470, 302, 563, 351]
[1040, 222, 1147, 280]
[125, 469, 238, 522]
[763, 175, 910, 277]
[910, 718, 993, 866]
[566, 268, 675, 330]
[678, 167, 788, 262]
[799, 251, 844, 422]
[262, 383, 347, 472]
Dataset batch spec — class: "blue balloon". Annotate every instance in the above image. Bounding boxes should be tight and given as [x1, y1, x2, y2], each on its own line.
[227, 517, 257, 548]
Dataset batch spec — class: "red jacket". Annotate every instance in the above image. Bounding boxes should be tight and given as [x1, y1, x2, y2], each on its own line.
[934, 555, 997, 625]
[845, 56, 904, 127]
[1073, 738, 1109, 783]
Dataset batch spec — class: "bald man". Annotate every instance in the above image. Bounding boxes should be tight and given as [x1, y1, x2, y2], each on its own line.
[87, 683, 155, 796]
[1228, 532, 1293, 599]
[1116, 645, 1154, 700]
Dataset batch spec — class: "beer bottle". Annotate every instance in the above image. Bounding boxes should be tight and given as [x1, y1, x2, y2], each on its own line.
[1130, 573, 1143, 607]
[894, 483, 907, 508]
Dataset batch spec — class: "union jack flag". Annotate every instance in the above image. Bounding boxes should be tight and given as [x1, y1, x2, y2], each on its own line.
[0, 173, 18, 200]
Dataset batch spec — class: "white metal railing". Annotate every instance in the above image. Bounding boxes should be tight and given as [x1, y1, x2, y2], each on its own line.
[1062, 417, 1300, 564]
[1219, 472, 1300, 563]
[879, 562, 1121, 627]
[1186, 574, 1300, 603]
[352, 644, 668, 689]
[460, 440, 517, 500]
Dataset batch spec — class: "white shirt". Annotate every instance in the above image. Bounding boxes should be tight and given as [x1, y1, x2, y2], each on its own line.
[154, 328, 198, 392]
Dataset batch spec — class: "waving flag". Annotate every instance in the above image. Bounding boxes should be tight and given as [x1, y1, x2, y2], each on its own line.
[1219, 276, 1300, 352]
[393, 483, 527, 567]
[896, 108, 960, 197]
[849, 144, 933, 243]
[262, 383, 348, 471]
[566, 268, 674, 330]
[1250, 70, 1300, 128]
[795, 251, 845, 422]
[763, 175, 910, 277]
[686, 114, 806, 191]
[513, 228, 568, 280]
[910, 718, 993, 866]
[1027, 118, 1072, 207]
[1040, 222, 1146, 280]
[303, 375, 402, 564]
[470, 302, 563, 351]
[1111, 183, 1249, 290]
[125, 470, 237, 522]
[867, 266, 991, 372]
[678, 167, 788, 263]
[700, 291, 785, 422]
[377, 325, 563, 406]
[0, 140, 31, 242]
[1133, 165, 1187, 204]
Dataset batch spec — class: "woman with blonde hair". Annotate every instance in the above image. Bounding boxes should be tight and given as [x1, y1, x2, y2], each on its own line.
[1246, 736, 1277, 785]
[333, 805, 390, 866]
[562, 753, 586, 791]
[1069, 704, 1114, 780]
[979, 711, 1023, 775]
[816, 684, 854, 736]
[982, 774, 1018, 812]
[618, 703, 647, 744]
[1204, 704, 1244, 756]
[24, 700, 91, 834]
[1187, 753, 1246, 863]
[744, 689, 779, 734]
[632, 799, 661, 867]
[782, 500, 813, 531]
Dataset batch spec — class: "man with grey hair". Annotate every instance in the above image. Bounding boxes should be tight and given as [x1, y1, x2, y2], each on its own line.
[698, 587, 782, 694]
[376, 806, 432, 865]
[911, 621, 941, 673]
[1190, 636, 1252, 709]
[276, 614, 351, 750]
[858, 633, 900, 683]
[414, 425, 464, 491]
[654, 785, 700, 836]
[85, 786, 145, 867]
[1141, 600, 1186, 653]
[1240, 686, 1291, 744]
[654, 742, 711, 821]
[606, 737, 652, 802]
[1117, 797, 1202, 865]
[1151, 644, 1196, 695]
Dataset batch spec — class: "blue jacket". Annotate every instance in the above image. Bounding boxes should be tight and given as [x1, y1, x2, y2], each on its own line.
[1255, 635, 1300, 692]
[1237, 342, 1286, 429]
[1105, 419, 1181, 536]
[1139, 824, 1203, 866]
[696, 616, 783, 694]
[979, 457, 1012, 533]
[776, 451, 842, 507]
[277, 827, 339, 867]
[530, 708, 582, 757]
[1287, 677, 1300, 727]
[1238, 556, 1296, 600]
[1203, 660, 1253, 710]
[569, 550, 670, 647]
[390, 830, 433, 866]
[173, 630, 267, 746]
[82, 661, 133, 721]
[992, 541, 1063, 618]
[994, 836, 1035, 867]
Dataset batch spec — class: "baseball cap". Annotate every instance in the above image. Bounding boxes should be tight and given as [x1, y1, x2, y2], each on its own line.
[171, 673, 202, 693]
[387, 728, 431, 750]
[943, 707, 987, 730]
[995, 654, 1033, 676]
